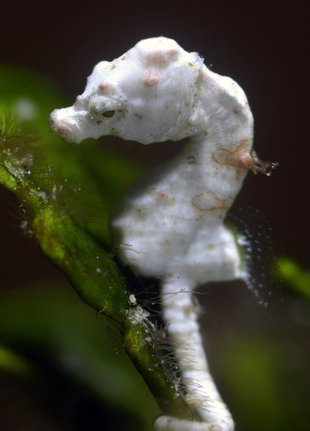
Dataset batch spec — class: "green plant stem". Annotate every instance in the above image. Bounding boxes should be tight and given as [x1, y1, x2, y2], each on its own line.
[0, 157, 194, 423]
[123, 324, 193, 420]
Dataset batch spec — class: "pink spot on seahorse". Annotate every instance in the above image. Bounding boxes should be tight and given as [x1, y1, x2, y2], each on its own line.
[199, 70, 219, 93]
[56, 124, 71, 135]
[144, 71, 160, 87]
[233, 107, 241, 116]
[98, 81, 112, 92]
[146, 49, 178, 67]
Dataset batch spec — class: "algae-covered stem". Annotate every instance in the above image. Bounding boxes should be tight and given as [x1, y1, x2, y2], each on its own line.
[50, 37, 275, 431]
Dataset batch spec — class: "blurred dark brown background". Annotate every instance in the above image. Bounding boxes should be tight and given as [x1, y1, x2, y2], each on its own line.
[0, 1, 308, 288]
[0, 1, 309, 430]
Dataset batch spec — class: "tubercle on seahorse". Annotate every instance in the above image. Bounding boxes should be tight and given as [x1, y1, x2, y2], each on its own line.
[50, 37, 275, 431]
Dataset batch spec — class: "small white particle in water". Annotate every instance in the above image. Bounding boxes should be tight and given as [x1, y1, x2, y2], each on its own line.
[20, 220, 28, 230]
[129, 293, 137, 305]
[96, 268, 102, 273]
[127, 305, 150, 324]
[14, 98, 36, 121]
[237, 235, 250, 246]
[51, 186, 57, 199]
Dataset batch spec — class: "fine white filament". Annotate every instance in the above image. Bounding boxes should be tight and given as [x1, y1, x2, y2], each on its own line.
[50, 37, 256, 431]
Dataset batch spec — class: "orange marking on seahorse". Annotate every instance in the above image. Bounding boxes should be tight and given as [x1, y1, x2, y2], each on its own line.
[187, 155, 196, 164]
[151, 187, 169, 199]
[191, 190, 229, 212]
[211, 138, 253, 179]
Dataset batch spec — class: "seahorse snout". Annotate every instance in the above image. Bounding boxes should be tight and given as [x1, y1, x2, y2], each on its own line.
[50, 106, 90, 143]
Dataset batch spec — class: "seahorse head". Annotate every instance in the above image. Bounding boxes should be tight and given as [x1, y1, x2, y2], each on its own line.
[50, 37, 204, 144]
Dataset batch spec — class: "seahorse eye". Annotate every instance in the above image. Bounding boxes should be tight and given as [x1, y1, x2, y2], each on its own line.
[102, 110, 115, 118]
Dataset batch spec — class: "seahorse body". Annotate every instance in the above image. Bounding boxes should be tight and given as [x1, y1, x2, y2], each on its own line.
[50, 37, 254, 431]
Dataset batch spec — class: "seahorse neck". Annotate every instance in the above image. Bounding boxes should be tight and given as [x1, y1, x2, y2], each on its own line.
[167, 82, 254, 211]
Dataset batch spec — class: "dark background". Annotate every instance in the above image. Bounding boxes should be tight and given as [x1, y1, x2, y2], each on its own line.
[0, 1, 309, 430]
[0, 1, 308, 287]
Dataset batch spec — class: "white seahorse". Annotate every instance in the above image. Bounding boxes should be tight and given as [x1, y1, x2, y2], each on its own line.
[50, 36, 271, 430]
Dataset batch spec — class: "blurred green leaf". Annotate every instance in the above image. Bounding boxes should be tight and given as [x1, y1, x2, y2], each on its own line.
[273, 257, 310, 301]
[0, 65, 143, 245]
[0, 283, 160, 430]
[218, 335, 310, 431]
[0, 345, 34, 379]
[0, 65, 199, 426]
